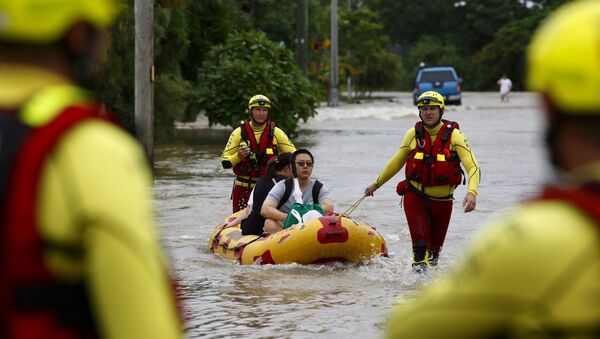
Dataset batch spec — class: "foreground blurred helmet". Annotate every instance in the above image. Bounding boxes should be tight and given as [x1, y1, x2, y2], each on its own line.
[416, 91, 445, 110]
[0, 0, 120, 44]
[527, 0, 600, 114]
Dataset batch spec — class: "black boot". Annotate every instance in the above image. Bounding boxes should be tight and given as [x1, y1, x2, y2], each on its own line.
[429, 250, 440, 267]
[412, 241, 429, 271]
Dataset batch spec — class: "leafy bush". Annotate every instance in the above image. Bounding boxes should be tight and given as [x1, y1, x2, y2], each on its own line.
[194, 30, 318, 136]
[469, 12, 548, 91]
[402, 35, 464, 89]
[92, 1, 191, 137]
[355, 50, 403, 96]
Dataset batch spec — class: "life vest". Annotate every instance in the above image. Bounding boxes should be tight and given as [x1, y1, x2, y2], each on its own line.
[405, 120, 464, 187]
[233, 120, 278, 178]
[0, 87, 114, 339]
[538, 183, 600, 230]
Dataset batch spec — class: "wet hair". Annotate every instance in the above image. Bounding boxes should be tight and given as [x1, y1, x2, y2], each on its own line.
[291, 148, 314, 178]
[265, 152, 293, 178]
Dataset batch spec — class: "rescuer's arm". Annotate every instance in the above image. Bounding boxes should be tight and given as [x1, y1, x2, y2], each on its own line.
[452, 129, 480, 196]
[221, 127, 245, 169]
[45, 121, 183, 339]
[386, 203, 600, 338]
[273, 127, 296, 153]
[365, 129, 414, 196]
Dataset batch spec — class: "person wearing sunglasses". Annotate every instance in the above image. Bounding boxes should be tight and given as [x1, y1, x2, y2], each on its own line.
[261, 149, 334, 233]
[364, 90, 480, 270]
[221, 94, 296, 213]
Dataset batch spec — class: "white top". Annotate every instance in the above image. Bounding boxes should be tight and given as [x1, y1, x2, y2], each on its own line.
[498, 78, 512, 94]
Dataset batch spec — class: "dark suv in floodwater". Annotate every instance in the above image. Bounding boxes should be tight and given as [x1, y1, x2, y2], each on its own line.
[413, 66, 462, 105]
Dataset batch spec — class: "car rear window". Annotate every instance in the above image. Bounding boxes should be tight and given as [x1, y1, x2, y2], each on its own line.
[420, 70, 455, 82]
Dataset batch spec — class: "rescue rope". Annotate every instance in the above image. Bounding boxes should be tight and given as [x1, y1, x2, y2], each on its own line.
[335, 194, 367, 223]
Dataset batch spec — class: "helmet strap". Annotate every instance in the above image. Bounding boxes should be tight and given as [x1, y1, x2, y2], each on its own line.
[250, 116, 266, 126]
[545, 123, 564, 170]
[62, 23, 103, 85]
[542, 95, 564, 170]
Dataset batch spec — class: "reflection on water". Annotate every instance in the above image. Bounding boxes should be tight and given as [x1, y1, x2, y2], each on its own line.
[176, 259, 440, 338]
[155, 92, 548, 338]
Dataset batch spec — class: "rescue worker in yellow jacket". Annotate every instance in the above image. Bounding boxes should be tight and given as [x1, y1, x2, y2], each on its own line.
[0, 1, 183, 338]
[221, 95, 296, 213]
[386, 1, 600, 337]
[365, 91, 480, 268]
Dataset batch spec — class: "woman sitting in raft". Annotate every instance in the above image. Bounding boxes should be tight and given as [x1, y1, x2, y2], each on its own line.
[261, 149, 334, 234]
[224, 153, 294, 235]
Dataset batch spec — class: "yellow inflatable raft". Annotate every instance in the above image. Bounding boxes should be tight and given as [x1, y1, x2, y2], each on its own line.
[208, 214, 388, 265]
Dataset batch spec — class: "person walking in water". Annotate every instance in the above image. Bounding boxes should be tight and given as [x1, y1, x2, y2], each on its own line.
[386, 1, 600, 337]
[221, 95, 296, 213]
[0, 0, 184, 338]
[364, 91, 480, 269]
[497, 73, 513, 102]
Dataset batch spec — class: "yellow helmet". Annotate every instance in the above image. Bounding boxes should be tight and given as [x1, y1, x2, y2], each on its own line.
[0, 0, 120, 44]
[527, 0, 600, 114]
[416, 91, 445, 110]
[248, 95, 271, 110]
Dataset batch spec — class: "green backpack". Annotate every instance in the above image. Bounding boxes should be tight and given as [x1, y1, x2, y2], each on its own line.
[278, 178, 325, 229]
[283, 203, 325, 229]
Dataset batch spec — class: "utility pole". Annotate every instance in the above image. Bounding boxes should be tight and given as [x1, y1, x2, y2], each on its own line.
[135, 0, 155, 165]
[346, 0, 352, 101]
[296, 0, 308, 75]
[329, 0, 339, 107]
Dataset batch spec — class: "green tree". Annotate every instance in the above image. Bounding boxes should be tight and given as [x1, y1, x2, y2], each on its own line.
[363, 0, 552, 91]
[181, 0, 240, 84]
[154, 1, 192, 137]
[471, 7, 556, 91]
[363, 0, 456, 49]
[92, 3, 135, 131]
[236, 0, 298, 47]
[457, 0, 529, 53]
[355, 51, 403, 96]
[195, 30, 318, 136]
[93, 1, 191, 137]
[338, 5, 402, 97]
[402, 36, 463, 89]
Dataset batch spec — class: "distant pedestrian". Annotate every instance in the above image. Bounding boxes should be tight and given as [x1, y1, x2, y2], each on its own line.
[497, 73, 513, 102]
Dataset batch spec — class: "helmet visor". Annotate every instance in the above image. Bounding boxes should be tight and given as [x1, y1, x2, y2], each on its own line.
[417, 97, 443, 107]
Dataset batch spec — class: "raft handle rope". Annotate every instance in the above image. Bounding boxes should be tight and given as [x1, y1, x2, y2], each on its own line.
[220, 235, 262, 251]
[333, 194, 367, 224]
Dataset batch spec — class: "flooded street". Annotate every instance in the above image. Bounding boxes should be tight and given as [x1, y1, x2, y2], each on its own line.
[154, 92, 550, 338]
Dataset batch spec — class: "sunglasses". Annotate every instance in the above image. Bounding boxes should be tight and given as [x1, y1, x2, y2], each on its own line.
[296, 161, 314, 167]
